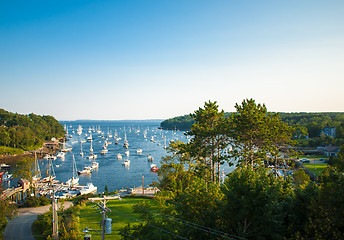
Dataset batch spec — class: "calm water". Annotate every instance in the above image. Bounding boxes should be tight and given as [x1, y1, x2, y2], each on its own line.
[38, 120, 187, 193]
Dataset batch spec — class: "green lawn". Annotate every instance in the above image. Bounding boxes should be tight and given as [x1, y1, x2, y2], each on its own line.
[78, 196, 157, 240]
[0, 146, 24, 155]
[298, 155, 328, 160]
[303, 163, 328, 176]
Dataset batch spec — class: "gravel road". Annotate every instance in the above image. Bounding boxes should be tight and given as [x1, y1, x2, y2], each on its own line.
[4, 201, 73, 240]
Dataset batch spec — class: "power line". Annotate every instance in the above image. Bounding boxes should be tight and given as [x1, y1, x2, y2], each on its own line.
[145, 222, 189, 240]
[135, 205, 246, 240]
[110, 207, 189, 239]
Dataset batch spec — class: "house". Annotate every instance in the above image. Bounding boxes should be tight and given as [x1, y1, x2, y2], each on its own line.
[323, 145, 340, 157]
[43, 141, 60, 150]
[18, 178, 30, 190]
[321, 127, 336, 138]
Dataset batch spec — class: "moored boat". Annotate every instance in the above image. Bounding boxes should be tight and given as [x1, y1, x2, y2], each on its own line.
[122, 159, 130, 166]
[150, 164, 158, 172]
[91, 161, 99, 170]
[79, 183, 97, 195]
[78, 166, 92, 175]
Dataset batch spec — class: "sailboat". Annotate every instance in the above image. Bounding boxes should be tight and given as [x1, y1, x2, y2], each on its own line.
[87, 133, 93, 141]
[88, 140, 97, 159]
[32, 152, 41, 182]
[66, 154, 79, 187]
[122, 158, 130, 166]
[123, 131, 129, 149]
[41, 159, 57, 183]
[80, 142, 84, 156]
[164, 138, 167, 149]
[90, 140, 93, 153]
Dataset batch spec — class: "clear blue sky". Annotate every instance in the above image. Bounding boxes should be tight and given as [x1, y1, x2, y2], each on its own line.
[1, 0, 343, 120]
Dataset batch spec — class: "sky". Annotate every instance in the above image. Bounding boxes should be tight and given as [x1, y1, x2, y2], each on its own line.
[1, 0, 343, 120]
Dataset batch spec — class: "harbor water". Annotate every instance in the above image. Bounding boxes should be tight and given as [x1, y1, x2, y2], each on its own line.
[41, 120, 186, 193]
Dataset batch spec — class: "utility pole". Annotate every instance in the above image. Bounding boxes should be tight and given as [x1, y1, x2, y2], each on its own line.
[89, 195, 115, 240]
[50, 167, 58, 240]
[101, 197, 106, 240]
[52, 189, 58, 240]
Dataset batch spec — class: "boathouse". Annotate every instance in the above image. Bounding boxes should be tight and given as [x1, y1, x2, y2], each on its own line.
[18, 178, 30, 190]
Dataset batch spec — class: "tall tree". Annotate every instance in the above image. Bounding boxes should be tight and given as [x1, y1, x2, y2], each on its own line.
[186, 101, 229, 184]
[229, 98, 294, 169]
[13, 156, 34, 182]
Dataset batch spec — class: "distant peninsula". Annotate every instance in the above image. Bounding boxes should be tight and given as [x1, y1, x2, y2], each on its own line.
[0, 109, 65, 156]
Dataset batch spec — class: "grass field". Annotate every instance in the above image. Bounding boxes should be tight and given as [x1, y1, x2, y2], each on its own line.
[78, 196, 157, 240]
[303, 163, 328, 176]
[0, 146, 24, 155]
[297, 155, 328, 159]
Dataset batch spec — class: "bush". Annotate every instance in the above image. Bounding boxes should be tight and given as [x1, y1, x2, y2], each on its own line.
[24, 196, 51, 207]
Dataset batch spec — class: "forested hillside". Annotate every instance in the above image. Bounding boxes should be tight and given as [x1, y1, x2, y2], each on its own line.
[0, 109, 65, 151]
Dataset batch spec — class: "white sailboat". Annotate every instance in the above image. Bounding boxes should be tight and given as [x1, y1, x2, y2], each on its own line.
[87, 133, 93, 141]
[66, 155, 79, 187]
[90, 140, 93, 153]
[164, 138, 167, 149]
[123, 131, 129, 149]
[77, 125, 83, 135]
[147, 155, 153, 162]
[32, 152, 41, 182]
[41, 159, 57, 183]
[80, 142, 84, 156]
[87, 139, 97, 159]
[122, 159, 130, 166]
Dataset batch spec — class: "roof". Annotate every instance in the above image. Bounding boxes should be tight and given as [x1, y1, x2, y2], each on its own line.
[324, 145, 340, 153]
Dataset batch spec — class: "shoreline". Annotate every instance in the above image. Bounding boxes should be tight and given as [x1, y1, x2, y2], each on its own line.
[0, 138, 64, 166]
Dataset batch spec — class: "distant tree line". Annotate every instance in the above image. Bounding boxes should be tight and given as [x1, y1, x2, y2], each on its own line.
[0, 109, 65, 150]
[160, 111, 344, 147]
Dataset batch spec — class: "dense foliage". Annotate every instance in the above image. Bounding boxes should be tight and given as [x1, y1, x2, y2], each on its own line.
[13, 156, 35, 182]
[32, 205, 80, 240]
[122, 99, 344, 240]
[0, 200, 16, 239]
[0, 109, 65, 151]
[160, 110, 344, 147]
[160, 114, 195, 131]
[24, 196, 51, 208]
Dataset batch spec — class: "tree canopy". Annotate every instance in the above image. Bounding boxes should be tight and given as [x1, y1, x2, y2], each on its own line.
[123, 99, 344, 240]
[0, 109, 65, 150]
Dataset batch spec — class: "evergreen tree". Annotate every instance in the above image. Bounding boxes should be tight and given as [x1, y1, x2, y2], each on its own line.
[230, 98, 294, 169]
[186, 101, 230, 184]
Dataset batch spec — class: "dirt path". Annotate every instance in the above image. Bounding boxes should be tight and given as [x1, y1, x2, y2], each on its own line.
[3, 201, 73, 240]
